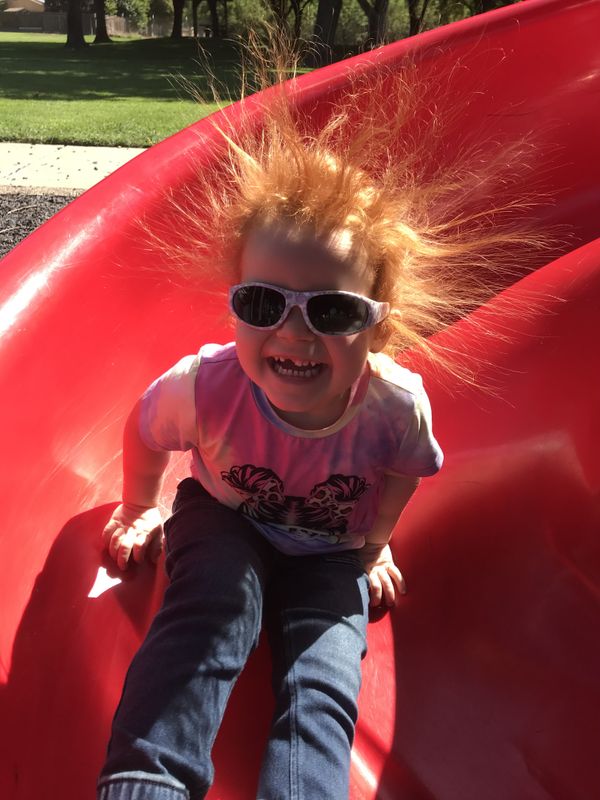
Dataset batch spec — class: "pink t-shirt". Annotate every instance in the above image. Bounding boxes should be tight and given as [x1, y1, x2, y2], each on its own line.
[140, 342, 443, 555]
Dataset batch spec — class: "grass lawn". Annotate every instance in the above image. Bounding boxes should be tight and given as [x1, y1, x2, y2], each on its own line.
[0, 32, 240, 147]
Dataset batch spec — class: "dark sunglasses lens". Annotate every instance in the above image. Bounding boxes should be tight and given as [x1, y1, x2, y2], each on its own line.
[232, 285, 286, 328]
[307, 294, 369, 334]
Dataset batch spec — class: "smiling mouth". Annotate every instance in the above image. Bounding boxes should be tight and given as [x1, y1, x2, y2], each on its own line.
[268, 356, 324, 379]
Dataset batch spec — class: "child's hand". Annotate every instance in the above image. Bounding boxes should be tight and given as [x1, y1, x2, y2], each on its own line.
[361, 543, 407, 608]
[102, 503, 164, 571]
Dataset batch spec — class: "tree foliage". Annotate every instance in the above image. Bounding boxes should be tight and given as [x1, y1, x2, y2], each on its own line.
[57, 0, 519, 55]
[116, 0, 150, 26]
[300, 0, 519, 63]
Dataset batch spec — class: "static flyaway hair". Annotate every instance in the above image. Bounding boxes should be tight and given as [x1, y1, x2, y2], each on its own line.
[142, 33, 554, 382]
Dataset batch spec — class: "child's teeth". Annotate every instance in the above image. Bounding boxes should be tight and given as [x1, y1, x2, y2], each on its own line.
[275, 357, 317, 367]
[271, 357, 321, 378]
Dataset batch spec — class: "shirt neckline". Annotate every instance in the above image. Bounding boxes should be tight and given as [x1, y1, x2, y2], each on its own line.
[250, 364, 370, 439]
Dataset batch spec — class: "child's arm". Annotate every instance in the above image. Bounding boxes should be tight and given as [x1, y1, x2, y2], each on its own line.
[360, 474, 421, 608]
[102, 399, 171, 571]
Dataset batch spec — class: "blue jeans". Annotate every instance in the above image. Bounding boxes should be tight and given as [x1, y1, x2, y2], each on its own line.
[98, 479, 370, 800]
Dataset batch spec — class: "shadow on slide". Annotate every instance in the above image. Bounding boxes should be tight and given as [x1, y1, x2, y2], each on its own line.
[0, 1, 599, 797]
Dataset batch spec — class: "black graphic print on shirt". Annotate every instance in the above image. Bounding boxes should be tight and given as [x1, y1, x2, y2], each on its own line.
[221, 464, 370, 538]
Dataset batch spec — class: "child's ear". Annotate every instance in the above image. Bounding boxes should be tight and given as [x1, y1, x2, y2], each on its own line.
[369, 320, 392, 354]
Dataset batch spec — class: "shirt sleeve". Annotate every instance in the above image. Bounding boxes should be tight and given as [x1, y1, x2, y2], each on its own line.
[368, 352, 443, 477]
[389, 386, 444, 477]
[138, 353, 200, 452]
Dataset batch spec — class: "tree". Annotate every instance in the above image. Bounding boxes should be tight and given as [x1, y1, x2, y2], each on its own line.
[435, 0, 456, 26]
[466, 0, 514, 11]
[309, 0, 342, 67]
[356, 0, 389, 47]
[206, 0, 224, 36]
[192, 0, 201, 35]
[171, 0, 185, 37]
[458, 0, 519, 13]
[405, 0, 430, 36]
[191, 0, 225, 37]
[118, 0, 151, 26]
[263, 0, 311, 42]
[65, 0, 88, 48]
[221, 0, 228, 35]
[94, 0, 113, 42]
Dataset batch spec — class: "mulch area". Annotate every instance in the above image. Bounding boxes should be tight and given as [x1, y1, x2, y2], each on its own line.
[0, 190, 80, 259]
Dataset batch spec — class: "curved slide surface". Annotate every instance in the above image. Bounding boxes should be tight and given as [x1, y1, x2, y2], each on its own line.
[1, 1, 599, 797]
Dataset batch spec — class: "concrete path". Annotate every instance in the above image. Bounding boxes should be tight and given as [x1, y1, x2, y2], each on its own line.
[0, 142, 147, 193]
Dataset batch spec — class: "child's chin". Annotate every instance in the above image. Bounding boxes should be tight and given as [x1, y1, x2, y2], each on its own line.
[266, 387, 347, 429]
[243, 364, 322, 407]
[267, 392, 317, 415]
[264, 373, 326, 404]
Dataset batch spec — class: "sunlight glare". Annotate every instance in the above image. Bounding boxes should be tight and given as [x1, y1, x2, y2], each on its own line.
[88, 566, 122, 598]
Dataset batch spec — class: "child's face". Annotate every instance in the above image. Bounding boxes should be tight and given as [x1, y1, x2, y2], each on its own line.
[235, 223, 387, 429]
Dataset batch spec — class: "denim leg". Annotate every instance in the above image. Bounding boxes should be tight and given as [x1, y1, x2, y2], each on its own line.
[258, 550, 370, 800]
[98, 479, 274, 800]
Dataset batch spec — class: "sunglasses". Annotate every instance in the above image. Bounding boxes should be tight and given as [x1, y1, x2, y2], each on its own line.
[229, 282, 390, 336]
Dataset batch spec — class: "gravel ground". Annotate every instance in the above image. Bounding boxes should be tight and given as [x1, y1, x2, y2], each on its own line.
[0, 191, 80, 259]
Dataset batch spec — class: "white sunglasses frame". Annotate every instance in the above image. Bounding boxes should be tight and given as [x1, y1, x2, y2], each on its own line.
[228, 282, 390, 336]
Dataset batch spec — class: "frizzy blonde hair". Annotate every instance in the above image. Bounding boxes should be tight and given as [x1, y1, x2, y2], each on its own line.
[142, 36, 552, 380]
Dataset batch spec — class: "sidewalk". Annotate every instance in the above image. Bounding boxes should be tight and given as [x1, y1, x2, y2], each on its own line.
[0, 142, 147, 193]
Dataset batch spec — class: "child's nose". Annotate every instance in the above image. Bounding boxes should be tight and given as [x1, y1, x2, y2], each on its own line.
[276, 306, 313, 340]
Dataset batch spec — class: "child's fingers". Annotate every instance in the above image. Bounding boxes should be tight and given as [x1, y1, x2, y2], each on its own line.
[101, 519, 118, 549]
[113, 529, 136, 571]
[148, 531, 164, 564]
[104, 512, 163, 570]
[107, 527, 140, 571]
[389, 564, 407, 596]
[378, 568, 398, 607]
[102, 513, 132, 554]
[368, 570, 383, 607]
[369, 565, 407, 608]
[132, 526, 162, 565]
[104, 528, 121, 561]
[132, 535, 148, 565]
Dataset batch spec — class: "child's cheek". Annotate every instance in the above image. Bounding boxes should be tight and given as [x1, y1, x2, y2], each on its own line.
[235, 323, 267, 382]
[329, 333, 373, 383]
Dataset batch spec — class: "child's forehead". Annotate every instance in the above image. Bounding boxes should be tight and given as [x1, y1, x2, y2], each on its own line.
[239, 221, 372, 292]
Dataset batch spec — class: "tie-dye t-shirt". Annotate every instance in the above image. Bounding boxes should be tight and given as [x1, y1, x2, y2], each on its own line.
[139, 342, 443, 555]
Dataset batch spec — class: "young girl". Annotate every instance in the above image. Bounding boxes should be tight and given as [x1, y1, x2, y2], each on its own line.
[97, 59, 534, 800]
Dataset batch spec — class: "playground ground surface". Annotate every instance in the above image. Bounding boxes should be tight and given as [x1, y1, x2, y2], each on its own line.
[0, 142, 142, 257]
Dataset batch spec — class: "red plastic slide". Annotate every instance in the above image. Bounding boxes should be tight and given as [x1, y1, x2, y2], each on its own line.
[1, 1, 599, 797]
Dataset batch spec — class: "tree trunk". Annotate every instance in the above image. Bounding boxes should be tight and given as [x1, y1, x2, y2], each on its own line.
[464, 0, 517, 15]
[406, 0, 419, 35]
[406, 0, 430, 36]
[357, 0, 388, 48]
[309, 0, 342, 67]
[65, 0, 88, 48]
[207, 0, 220, 37]
[221, 0, 228, 37]
[369, 0, 388, 43]
[268, 0, 287, 36]
[171, 0, 185, 38]
[286, 0, 305, 41]
[93, 0, 112, 43]
[437, 0, 451, 26]
[192, 0, 201, 37]
[466, 0, 508, 12]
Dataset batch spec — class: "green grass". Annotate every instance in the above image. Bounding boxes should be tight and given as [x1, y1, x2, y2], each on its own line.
[0, 33, 240, 146]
